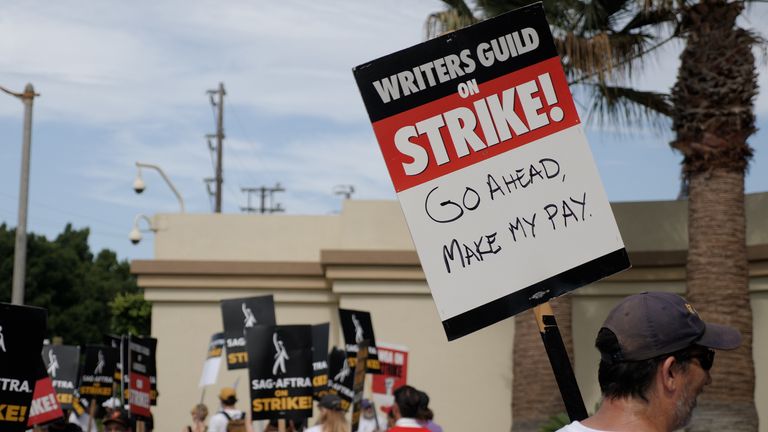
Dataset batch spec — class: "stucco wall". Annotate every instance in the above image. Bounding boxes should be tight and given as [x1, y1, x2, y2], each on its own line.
[135, 193, 768, 432]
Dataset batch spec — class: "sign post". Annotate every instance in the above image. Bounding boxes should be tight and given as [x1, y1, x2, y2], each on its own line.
[533, 302, 587, 420]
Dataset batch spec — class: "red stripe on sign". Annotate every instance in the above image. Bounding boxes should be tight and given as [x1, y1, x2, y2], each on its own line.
[372, 57, 579, 192]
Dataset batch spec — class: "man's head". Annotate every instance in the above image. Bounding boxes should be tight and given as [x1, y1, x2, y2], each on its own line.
[219, 387, 238, 407]
[596, 292, 741, 428]
[393, 385, 422, 419]
[103, 409, 131, 432]
[361, 398, 375, 419]
[318, 393, 344, 412]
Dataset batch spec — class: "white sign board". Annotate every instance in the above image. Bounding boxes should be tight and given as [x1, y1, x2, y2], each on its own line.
[353, 3, 630, 340]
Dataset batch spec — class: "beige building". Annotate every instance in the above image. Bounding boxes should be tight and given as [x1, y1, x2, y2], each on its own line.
[131, 193, 768, 432]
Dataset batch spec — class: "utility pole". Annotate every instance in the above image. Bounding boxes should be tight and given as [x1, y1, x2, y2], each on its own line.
[1, 83, 39, 305]
[206, 82, 225, 213]
[241, 184, 285, 214]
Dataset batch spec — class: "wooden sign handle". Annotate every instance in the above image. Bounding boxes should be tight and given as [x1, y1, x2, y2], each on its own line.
[278, 418, 287, 432]
[533, 302, 588, 421]
[86, 398, 97, 432]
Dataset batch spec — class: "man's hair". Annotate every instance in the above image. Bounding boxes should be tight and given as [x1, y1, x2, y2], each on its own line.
[596, 328, 692, 401]
[416, 390, 434, 421]
[394, 385, 422, 418]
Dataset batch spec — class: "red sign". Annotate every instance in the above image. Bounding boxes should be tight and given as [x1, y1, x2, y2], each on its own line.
[27, 376, 64, 426]
[129, 373, 151, 417]
[371, 344, 408, 403]
[373, 58, 578, 193]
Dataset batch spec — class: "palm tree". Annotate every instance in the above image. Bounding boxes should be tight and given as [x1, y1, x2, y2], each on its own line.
[426, 1, 761, 431]
[667, 1, 759, 430]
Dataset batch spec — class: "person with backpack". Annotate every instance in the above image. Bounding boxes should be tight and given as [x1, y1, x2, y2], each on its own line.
[208, 387, 247, 432]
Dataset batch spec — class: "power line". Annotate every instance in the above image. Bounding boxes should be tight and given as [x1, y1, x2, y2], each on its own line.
[240, 184, 285, 214]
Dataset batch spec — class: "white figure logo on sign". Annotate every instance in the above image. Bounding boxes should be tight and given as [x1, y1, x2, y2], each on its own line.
[352, 314, 364, 344]
[385, 376, 397, 396]
[242, 303, 257, 328]
[95, 350, 105, 375]
[0, 326, 6, 352]
[272, 333, 289, 375]
[47, 349, 60, 377]
[334, 359, 351, 382]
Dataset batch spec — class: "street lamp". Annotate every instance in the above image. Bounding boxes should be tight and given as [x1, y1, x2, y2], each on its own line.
[1, 83, 39, 305]
[129, 214, 156, 245]
[133, 161, 185, 212]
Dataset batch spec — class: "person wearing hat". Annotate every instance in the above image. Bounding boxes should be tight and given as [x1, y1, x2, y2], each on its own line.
[103, 409, 132, 432]
[208, 387, 246, 432]
[357, 398, 386, 432]
[557, 292, 741, 432]
[306, 393, 349, 432]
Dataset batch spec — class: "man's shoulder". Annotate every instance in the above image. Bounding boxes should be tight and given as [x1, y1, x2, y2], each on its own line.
[555, 421, 605, 432]
[388, 427, 431, 432]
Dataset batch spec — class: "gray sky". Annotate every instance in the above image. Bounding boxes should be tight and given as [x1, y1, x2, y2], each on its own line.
[1, 0, 767, 262]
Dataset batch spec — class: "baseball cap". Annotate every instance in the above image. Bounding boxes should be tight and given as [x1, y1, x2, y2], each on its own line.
[601, 291, 741, 361]
[103, 409, 130, 427]
[219, 387, 237, 402]
[319, 393, 343, 411]
[361, 398, 372, 409]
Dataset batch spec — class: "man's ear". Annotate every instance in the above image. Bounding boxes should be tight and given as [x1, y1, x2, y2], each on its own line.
[392, 404, 401, 420]
[659, 355, 682, 393]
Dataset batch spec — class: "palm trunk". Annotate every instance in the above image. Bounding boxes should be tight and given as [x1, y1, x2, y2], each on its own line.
[670, 1, 758, 430]
[686, 171, 757, 431]
[512, 296, 573, 432]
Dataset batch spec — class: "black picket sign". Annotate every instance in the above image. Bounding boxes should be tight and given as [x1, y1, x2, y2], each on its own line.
[221, 295, 276, 370]
[338, 309, 380, 374]
[246, 325, 314, 420]
[0, 303, 47, 432]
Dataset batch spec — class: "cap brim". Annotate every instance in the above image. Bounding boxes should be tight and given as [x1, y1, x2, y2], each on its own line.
[698, 322, 741, 350]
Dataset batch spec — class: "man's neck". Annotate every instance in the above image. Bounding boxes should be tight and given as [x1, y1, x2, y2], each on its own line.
[582, 396, 673, 432]
[394, 417, 422, 428]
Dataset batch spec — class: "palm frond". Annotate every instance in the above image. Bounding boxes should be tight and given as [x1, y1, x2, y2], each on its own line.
[587, 84, 672, 127]
[425, 0, 479, 39]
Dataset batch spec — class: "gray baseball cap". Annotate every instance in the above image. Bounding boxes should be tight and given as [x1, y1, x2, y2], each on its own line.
[601, 292, 741, 361]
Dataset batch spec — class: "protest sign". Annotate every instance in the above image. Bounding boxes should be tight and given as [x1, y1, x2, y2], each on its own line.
[327, 347, 353, 412]
[353, 3, 630, 340]
[136, 336, 159, 405]
[199, 332, 225, 387]
[311, 323, 330, 400]
[0, 303, 47, 432]
[79, 345, 117, 403]
[27, 359, 64, 428]
[246, 325, 314, 420]
[371, 343, 408, 410]
[42, 345, 80, 410]
[128, 336, 152, 418]
[338, 309, 380, 373]
[105, 334, 128, 402]
[221, 295, 276, 369]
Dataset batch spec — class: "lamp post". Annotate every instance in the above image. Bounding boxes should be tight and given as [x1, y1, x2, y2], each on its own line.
[133, 161, 185, 212]
[1, 83, 39, 305]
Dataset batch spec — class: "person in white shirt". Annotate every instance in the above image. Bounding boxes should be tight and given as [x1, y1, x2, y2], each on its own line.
[208, 387, 246, 432]
[557, 292, 741, 432]
[356, 399, 385, 432]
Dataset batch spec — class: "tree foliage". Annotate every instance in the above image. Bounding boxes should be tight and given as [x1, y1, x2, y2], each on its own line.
[0, 223, 150, 345]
